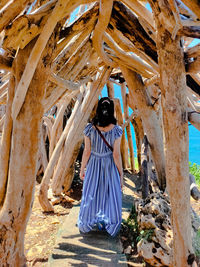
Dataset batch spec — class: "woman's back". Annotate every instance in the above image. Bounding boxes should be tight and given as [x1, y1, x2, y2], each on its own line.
[84, 123, 122, 154]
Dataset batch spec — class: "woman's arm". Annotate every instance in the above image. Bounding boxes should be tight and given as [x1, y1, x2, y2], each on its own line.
[80, 136, 91, 180]
[113, 136, 123, 189]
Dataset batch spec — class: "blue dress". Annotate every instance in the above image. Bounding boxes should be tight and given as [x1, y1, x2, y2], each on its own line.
[78, 123, 123, 237]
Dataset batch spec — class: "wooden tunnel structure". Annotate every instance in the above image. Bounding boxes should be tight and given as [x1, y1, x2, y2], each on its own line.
[0, 0, 200, 266]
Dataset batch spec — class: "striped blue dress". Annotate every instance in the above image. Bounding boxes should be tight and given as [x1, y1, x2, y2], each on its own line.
[78, 123, 123, 237]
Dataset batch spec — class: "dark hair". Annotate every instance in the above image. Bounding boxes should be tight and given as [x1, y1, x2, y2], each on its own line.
[92, 97, 117, 127]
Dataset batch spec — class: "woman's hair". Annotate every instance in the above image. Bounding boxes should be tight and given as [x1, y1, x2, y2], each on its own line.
[92, 97, 117, 127]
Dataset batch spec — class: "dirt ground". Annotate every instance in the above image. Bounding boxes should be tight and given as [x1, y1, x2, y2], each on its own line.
[25, 167, 83, 267]
[25, 167, 200, 267]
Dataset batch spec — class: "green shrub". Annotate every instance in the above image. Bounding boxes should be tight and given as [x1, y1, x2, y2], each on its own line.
[193, 229, 200, 258]
[189, 162, 200, 187]
[135, 158, 139, 171]
[136, 229, 155, 243]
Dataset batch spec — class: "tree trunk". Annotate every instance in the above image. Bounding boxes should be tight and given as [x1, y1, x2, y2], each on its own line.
[114, 98, 129, 169]
[131, 116, 144, 173]
[121, 66, 166, 189]
[150, 0, 195, 265]
[121, 83, 135, 172]
[0, 38, 47, 266]
[0, 75, 15, 206]
[62, 140, 83, 192]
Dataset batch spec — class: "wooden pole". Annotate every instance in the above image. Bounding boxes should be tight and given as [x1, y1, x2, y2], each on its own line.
[121, 83, 135, 172]
[107, 81, 115, 99]
[121, 66, 166, 189]
[149, 0, 195, 265]
[114, 98, 129, 169]
[0, 76, 15, 206]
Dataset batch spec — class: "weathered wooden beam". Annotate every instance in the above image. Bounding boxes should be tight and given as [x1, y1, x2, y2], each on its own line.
[181, 20, 200, 27]
[131, 116, 144, 173]
[114, 98, 129, 169]
[149, 0, 195, 265]
[11, 0, 76, 121]
[44, 41, 93, 112]
[106, 25, 159, 71]
[0, 36, 50, 265]
[0, 55, 13, 71]
[0, 0, 35, 33]
[188, 110, 200, 131]
[3, 2, 57, 50]
[0, 76, 15, 206]
[180, 0, 200, 20]
[121, 0, 155, 36]
[122, 111, 136, 130]
[0, 115, 5, 132]
[106, 81, 115, 98]
[121, 84, 135, 172]
[168, 0, 183, 39]
[39, 95, 75, 212]
[92, 0, 115, 67]
[104, 32, 157, 77]
[49, 72, 88, 90]
[121, 66, 166, 189]
[0, 91, 7, 105]
[0, 81, 9, 97]
[56, 2, 98, 56]
[186, 56, 200, 73]
[176, 0, 198, 20]
[179, 26, 200, 38]
[185, 43, 200, 58]
[54, 30, 95, 73]
[111, 1, 158, 63]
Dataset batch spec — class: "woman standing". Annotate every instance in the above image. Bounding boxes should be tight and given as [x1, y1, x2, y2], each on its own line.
[78, 97, 123, 237]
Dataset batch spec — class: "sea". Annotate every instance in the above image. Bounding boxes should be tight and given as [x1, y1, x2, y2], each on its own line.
[101, 85, 200, 165]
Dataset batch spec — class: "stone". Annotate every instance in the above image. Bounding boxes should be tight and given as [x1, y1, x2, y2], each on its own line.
[136, 192, 173, 267]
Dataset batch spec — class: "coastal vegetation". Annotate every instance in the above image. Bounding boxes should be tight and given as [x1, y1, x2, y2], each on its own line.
[190, 162, 200, 186]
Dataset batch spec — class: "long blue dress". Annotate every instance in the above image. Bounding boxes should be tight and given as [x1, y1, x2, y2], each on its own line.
[78, 123, 123, 237]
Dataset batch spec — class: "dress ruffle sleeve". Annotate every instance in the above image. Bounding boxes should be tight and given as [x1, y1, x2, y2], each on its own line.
[83, 123, 93, 137]
[114, 125, 123, 139]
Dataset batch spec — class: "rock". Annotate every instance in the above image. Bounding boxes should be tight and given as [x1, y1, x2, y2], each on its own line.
[136, 192, 173, 267]
[136, 192, 200, 266]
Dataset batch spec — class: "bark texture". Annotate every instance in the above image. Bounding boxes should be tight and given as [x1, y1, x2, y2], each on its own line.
[0, 38, 49, 266]
[150, 0, 195, 265]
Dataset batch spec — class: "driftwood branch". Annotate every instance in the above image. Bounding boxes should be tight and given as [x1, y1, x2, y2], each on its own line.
[92, 0, 115, 67]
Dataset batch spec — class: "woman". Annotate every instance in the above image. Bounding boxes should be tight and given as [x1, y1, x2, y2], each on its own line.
[78, 97, 123, 237]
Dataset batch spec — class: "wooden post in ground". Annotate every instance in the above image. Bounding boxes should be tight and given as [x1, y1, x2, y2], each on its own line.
[114, 98, 129, 169]
[149, 0, 195, 265]
[121, 66, 166, 189]
[0, 38, 49, 266]
[0, 76, 15, 206]
[121, 83, 135, 172]
[131, 116, 144, 173]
